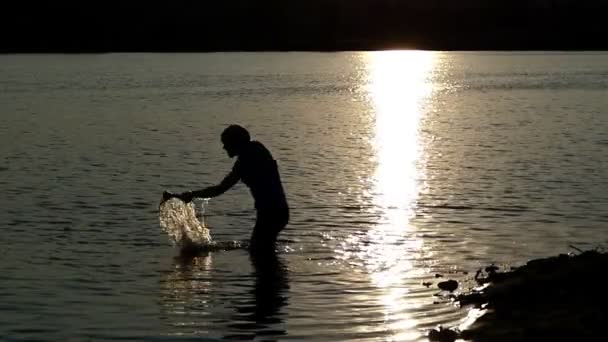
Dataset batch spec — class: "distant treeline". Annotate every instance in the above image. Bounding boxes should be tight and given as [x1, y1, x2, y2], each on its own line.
[2, 0, 607, 52]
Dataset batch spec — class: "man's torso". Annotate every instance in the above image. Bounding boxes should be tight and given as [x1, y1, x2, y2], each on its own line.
[234, 141, 288, 211]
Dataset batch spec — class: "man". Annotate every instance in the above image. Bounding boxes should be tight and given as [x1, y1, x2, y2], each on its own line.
[164, 125, 289, 253]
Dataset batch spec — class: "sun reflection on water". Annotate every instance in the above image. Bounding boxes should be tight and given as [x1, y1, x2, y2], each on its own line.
[368, 50, 433, 214]
[363, 50, 436, 339]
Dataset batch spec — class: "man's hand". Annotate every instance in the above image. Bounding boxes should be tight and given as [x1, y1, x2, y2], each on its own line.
[161, 191, 174, 204]
[178, 191, 194, 203]
[161, 190, 193, 204]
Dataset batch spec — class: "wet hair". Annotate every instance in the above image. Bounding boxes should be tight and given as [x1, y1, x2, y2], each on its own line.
[221, 124, 251, 146]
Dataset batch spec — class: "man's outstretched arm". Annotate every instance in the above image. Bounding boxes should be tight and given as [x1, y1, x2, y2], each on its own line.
[175, 171, 239, 202]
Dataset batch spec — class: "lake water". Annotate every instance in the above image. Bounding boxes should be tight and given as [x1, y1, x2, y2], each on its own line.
[2, 51, 608, 341]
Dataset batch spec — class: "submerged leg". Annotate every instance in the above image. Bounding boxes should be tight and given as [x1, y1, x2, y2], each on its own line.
[250, 228, 279, 256]
[249, 209, 288, 255]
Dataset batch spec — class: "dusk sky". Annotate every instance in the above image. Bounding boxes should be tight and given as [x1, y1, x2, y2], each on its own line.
[2, 0, 607, 52]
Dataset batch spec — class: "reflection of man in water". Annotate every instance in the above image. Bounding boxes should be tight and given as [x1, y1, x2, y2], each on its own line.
[163, 251, 290, 339]
[227, 252, 289, 339]
[166, 124, 289, 253]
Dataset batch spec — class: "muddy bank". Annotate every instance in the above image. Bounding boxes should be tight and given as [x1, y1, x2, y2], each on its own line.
[430, 250, 608, 341]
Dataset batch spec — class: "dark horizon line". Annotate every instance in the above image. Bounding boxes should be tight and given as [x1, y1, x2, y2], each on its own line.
[3, 47, 608, 54]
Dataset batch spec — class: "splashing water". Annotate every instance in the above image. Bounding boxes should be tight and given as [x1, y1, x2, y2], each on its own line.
[159, 198, 212, 248]
[159, 196, 247, 253]
[199, 198, 210, 226]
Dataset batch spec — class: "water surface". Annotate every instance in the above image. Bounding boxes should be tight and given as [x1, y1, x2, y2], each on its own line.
[2, 51, 608, 341]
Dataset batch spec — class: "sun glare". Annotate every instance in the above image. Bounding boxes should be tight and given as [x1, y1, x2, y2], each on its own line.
[364, 50, 436, 339]
[368, 50, 433, 213]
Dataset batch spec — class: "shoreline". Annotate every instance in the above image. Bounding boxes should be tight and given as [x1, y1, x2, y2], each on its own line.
[429, 249, 608, 341]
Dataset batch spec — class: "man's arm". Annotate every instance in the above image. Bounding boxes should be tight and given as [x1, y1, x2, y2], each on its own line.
[193, 170, 239, 199]
[175, 170, 239, 202]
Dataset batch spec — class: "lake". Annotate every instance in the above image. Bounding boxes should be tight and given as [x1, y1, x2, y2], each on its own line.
[1, 51, 608, 341]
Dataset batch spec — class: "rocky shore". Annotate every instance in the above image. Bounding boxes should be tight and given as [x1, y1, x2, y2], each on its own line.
[429, 249, 608, 341]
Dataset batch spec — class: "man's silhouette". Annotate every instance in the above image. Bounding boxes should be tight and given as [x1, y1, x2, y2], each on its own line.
[164, 125, 289, 253]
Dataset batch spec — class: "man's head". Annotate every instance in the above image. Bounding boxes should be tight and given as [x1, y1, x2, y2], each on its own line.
[221, 124, 250, 158]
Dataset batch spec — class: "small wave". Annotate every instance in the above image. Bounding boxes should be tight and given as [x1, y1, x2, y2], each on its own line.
[180, 240, 249, 256]
[418, 204, 529, 213]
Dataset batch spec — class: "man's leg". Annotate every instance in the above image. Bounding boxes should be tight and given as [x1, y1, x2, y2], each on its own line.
[250, 210, 288, 254]
[250, 223, 279, 255]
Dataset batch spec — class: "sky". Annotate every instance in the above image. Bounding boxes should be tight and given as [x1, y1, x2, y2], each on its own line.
[1, 1, 607, 52]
